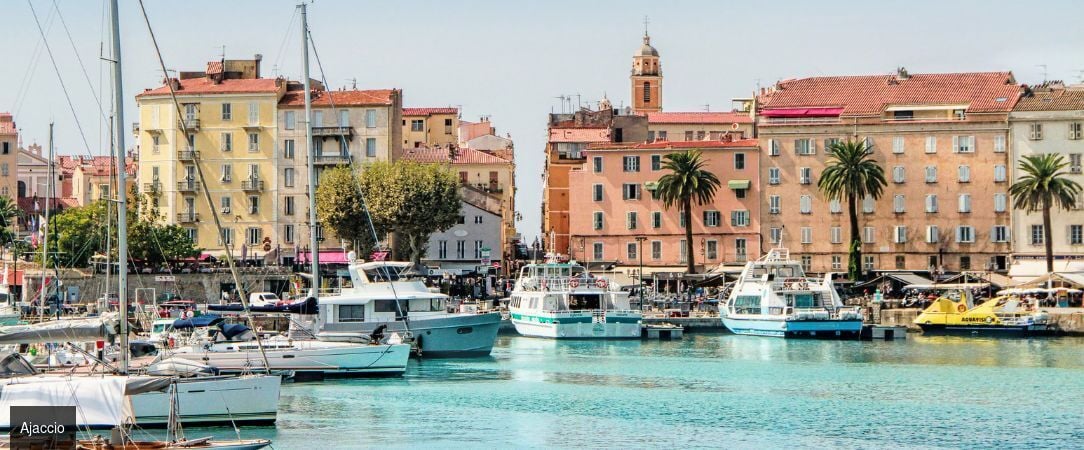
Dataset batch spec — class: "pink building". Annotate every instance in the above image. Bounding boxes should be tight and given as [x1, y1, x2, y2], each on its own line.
[568, 139, 762, 273]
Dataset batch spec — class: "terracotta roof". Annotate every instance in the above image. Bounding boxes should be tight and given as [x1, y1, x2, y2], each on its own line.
[57, 155, 79, 172]
[587, 139, 759, 150]
[1014, 86, 1084, 111]
[759, 72, 1021, 116]
[0, 113, 15, 135]
[137, 77, 280, 97]
[399, 146, 510, 165]
[78, 157, 137, 176]
[646, 111, 752, 124]
[403, 107, 458, 116]
[17, 197, 78, 214]
[280, 89, 397, 107]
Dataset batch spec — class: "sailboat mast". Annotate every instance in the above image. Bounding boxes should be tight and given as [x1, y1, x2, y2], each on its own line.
[108, 0, 129, 375]
[301, 3, 319, 296]
[39, 123, 54, 322]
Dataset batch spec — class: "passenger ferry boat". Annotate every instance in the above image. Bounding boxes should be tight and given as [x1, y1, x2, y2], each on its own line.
[910, 284, 1052, 335]
[508, 262, 640, 339]
[721, 248, 863, 338]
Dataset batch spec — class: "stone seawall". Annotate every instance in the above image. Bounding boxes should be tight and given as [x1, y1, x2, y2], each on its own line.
[23, 269, 292, 304]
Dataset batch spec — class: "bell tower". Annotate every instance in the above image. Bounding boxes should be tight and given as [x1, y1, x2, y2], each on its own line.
[630, 21, 662, 114]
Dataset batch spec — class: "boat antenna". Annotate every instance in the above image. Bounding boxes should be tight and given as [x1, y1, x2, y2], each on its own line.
[136, 0, 271, 372]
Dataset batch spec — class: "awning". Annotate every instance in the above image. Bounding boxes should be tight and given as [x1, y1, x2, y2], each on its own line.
[761, 107, 843, 117]
[727, 179, 751, 190]
[297, 250, 351, 264]
[885, 104, 968, 112]
[1014, 271, 1084, 289]
[1009, 259, 1084, 280]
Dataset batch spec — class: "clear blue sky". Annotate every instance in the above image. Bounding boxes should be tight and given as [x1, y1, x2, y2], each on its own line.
[4, 0, 1083, 241]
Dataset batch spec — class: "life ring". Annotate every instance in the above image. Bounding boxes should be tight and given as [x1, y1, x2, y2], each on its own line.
[985, 316, 993, 324]
[956, 304, 967, 313]
[595, 279, 607, 289]
[569, 279, 580, 289]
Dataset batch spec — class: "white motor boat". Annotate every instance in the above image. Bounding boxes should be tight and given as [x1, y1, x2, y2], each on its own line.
[508, 261, 641, 339]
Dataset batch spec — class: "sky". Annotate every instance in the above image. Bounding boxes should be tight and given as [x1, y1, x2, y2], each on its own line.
[3, 0, 1084, 242]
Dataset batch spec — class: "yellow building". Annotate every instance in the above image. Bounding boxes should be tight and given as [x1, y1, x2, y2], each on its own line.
[0, 114, 21, 199]
[402, 107, 459, 148]
[135, 57, 286, 258]
[71, 156, 137, 206]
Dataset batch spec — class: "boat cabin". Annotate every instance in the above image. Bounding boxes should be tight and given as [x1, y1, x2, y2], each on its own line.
[318, 260, 450, 327]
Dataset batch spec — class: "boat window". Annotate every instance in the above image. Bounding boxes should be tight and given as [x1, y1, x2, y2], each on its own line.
[364, 266, 401, 282]
[375, 299, 404, 313]
[794, 294, 815, 308]
[568, 294, 601, 310]
[733, 295, 761, 315]
[338, 305, 365, 322]
[457, 327, 473, 334]
[152, 323, 171, 333]
[407, 298, 444, 312]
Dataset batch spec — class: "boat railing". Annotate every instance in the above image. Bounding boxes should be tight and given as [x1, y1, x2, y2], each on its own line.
[771, 278, 824, 291]
[518, 276, 616, 292]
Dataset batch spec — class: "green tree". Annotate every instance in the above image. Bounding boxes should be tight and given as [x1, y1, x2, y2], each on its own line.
[1009, 153, 1082, 273]
[817, 139, 886, 280]
[316, 165, 378, 255]
[0, 196, 20, 246]
[655, 149, 721, 274]
[44, 201, 109, 267]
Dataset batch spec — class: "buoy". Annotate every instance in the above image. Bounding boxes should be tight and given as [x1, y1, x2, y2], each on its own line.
[957, 304, 967, 313]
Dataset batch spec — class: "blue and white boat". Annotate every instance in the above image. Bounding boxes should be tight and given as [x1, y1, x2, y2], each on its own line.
[721, 248, 863, 338]
[508, 261, 641, 339]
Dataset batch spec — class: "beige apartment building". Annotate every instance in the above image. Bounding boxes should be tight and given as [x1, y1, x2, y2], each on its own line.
[0, 114, 21, 199]
[402, 107, 459, 148]
[645, 111, 754, 142]
[71, 157, 137, 206]
[758, 69, 1021, 275]
[1008, 83, 1084, 277]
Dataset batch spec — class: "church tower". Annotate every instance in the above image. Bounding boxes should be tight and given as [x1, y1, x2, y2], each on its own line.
[630, 29, 662, 114]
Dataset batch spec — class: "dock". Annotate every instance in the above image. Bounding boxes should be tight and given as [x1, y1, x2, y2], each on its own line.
[641, 323, 683, 340]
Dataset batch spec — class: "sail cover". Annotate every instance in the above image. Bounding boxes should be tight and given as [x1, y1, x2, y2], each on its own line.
[0, 315, 117, 345]
[0, 376, 129, 429]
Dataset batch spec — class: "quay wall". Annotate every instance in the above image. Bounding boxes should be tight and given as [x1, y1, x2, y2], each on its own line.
[21, 269, 292, 304]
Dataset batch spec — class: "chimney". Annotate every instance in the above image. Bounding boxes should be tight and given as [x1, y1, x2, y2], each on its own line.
[896, 67, 910, 81]
[254, 53, 263, 78]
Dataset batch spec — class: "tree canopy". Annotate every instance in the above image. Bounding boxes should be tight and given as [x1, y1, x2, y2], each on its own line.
[655, 149, 721, 274]
[817, 139, 886, 280]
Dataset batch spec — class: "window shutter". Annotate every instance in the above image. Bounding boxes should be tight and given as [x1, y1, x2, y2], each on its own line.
[810, 139, 817, 154]
[952, 136, 959, 153]
[925, 137, 933, 153]
[794, 139, 802, 155]
[955, 227, 962, 243]
[969, 136, 976, 152]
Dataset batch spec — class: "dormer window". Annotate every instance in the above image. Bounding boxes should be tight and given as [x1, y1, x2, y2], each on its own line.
[953, 109, 966, 120]
[892, 110, 913, 120]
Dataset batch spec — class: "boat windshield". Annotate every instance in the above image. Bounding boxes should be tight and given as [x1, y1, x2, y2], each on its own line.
[152, 323, 172, 333]
[364, 266, 401, 282]
[748, 264, 802, 279]
[566, 294, 601, 310]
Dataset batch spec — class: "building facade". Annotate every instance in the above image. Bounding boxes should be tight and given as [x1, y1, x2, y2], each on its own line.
[402, 107, 459, 148]
[71, 157, 137, 206]
[645, 111, 754, 142]
[568, 139, 762, 272]
[17, 144, 50, 199]
[423, 196, 503, 274]
[0, 114, 22, 199]
[1008, 83, 1084, 276]
[757, 69, 1020, 275]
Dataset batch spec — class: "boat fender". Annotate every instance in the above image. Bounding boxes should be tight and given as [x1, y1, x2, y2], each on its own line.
[167, 337, 175, 349]
[985, 316, 993, 324]
[595, 279, 607, 289]
[569, 279, 579, 288]
[956, 304, 966, 313]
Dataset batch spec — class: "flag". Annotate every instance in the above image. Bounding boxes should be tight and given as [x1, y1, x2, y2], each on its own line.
[370, 251, 388, 262]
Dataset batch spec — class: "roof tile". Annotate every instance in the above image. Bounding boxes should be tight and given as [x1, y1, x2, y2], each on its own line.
[398, 146, 510, 165]
[137, 77, 280, 97]
[280, 89, 397, 107]
[403, 107, 458, 116]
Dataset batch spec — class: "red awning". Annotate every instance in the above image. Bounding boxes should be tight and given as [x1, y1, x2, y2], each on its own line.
[761, 107, 843, 117]
[297, 251, 351, 264]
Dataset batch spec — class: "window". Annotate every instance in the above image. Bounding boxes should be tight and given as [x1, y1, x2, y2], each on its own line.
[925, 136, 937, 153]
[992, 225, 1009, 243]
[994, 165, 1007, 182]
[221, 164, 232, 182]
[684, 131, 695, 141]
[735, 239, 747, 260]
[444, 118, 453, 134]
[593, 212, 604, 230]
[863, 227, 875, 244]
[249, 195, 260, 214]
[627, 242, 638, 260]
[893, 194, 905, 213]
[284, 196, 295, 215]
[925, 166, 937, 183]
[284, 111, 296, 130]
[339, 138, 349, 155]
[770, 227, 782, 244]
[217, 131, 232, 152]
[799, 195, 812, 214]
[769, 195, 781, 214]
[863, 136, 875, 153]
[831, 255, 842, 270]
[679, 240, 688, 263]
[957, 226, 975, 243]
[894, 226, 907, 244]
[794, 139, 815, 155]
[456, 240, 466, 259]
[892, 136, 905, 154]
[925, 194, 938, 213]
[593, 156, 603, 173]
[895, 255, 906, 270]
[993, 135, 1005, 153]
[220, 103, 232, 121]
[658, 131, 667, 140]
[863, 255, 875, 272]
[862, 195, 875, 213]
[219, 227, 233, 246]
[953, 136, 975, 153]
[958, 165, 971, 183]
[651, 154, 662, 170]
[474, 240, 484, 258]
[734, 153, 746, 170]
[186, 133, 195, 151]
[731, 210, 750, 227]
[248, 102, 259, 124]
[651, 241, 662, 260]
[410, 119, 424, 132]
[829, 199, 842, 214]
[823, 138, 841, 153]
[959, 256, 972, 270]
[627, 211, 638, 229]
[284, 139, 295, 159]
[643, 82, 651, 103]
[592, 184, 603, 201]
[704, 211, 721, 227]
[365, 110, 377, 128]
[184, 103, 197, 121]
[958, 194, 971, 213]
[1070, 154, 1082, 174]
[917, 229, 936, 248]
[801, 255, 812, 272]
[151, 135, 160, 153]
[279, 168, 293, 187]
[994, 193, 1007, 213]
[438, 241, 447, 259]
[1031, 225, 1045, 245]
[218, 196, 232, 214]
[892, 166, 905, 183]
[622, 183, 641, 200]
[800, 227, 813, 244]
[830, 227, 842, 244]
[696, 131, 706, 141]
[1070, 122, 1084, 140]
[768, 139, 780, 156]
[365, 137, 377, 157]
[651, 211, 662, 228]
[248, 132, 259, 152]
[1029, 123, 1043, 140]
[623, 156, 640, 172]
[186, 227, 198, 242]
[735, 188, 747, 199]
[799, 167, 812, 185]
[246, 227, 262, 246]
[1070, 225, 1083, 245]
[593, 242, 604, 260]
[705, 240, 718, 260]
[768, 167, 780, 185]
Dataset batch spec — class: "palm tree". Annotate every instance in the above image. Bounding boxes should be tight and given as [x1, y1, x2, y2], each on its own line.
[656, 149, 721, 274]
[0, 195, 19, 245]
[1009, 153, 1082, 273]
[817, 140, 886, 280]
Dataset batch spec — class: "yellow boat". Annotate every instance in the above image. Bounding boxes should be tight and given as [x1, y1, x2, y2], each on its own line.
[909, 283, 1053, 335]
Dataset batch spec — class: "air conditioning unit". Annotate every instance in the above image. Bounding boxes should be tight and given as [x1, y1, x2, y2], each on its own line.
[222, 207, 231, 214]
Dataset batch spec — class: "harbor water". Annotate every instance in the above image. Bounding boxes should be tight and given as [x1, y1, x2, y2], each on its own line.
[150, 334, 1084, 449]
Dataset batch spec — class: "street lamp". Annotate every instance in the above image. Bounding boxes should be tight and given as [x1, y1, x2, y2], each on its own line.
[636, 236, 647, 311]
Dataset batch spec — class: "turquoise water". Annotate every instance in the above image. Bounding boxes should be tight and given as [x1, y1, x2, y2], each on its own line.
[164, 334, 1084, 449]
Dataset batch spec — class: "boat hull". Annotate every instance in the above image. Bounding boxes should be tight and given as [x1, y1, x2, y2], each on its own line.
[917, 323, 1054, 336]
[510, 312, 642, 339]
[130, 374, 280, 427]
[722, 316, 863, 339]
[319, 313, 501, 357]
[170, 343, 411, 378]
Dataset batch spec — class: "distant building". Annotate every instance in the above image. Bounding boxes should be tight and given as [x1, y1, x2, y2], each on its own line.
[17, 143, 50, 199]
[71, 156, 137, 206]
[402, 107, 459, 148]
[645, 111, 753, 142]
[1008, 83, 1084, 277]
[423, 194, 503, 274]
[630, 31, 662, 114]
[0, 114, 22, 199]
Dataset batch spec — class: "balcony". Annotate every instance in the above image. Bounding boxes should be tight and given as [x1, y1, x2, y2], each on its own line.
[143, 181, 163, 194]
[181, 117, 200, 130]
[177, 150, 199, 161]
[312, 126, 354, 139]
[312, 154, 352, 165]
[241, 179, 265, 192]
[176, 181, 201, 193]
[176, 212, 200, 223]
